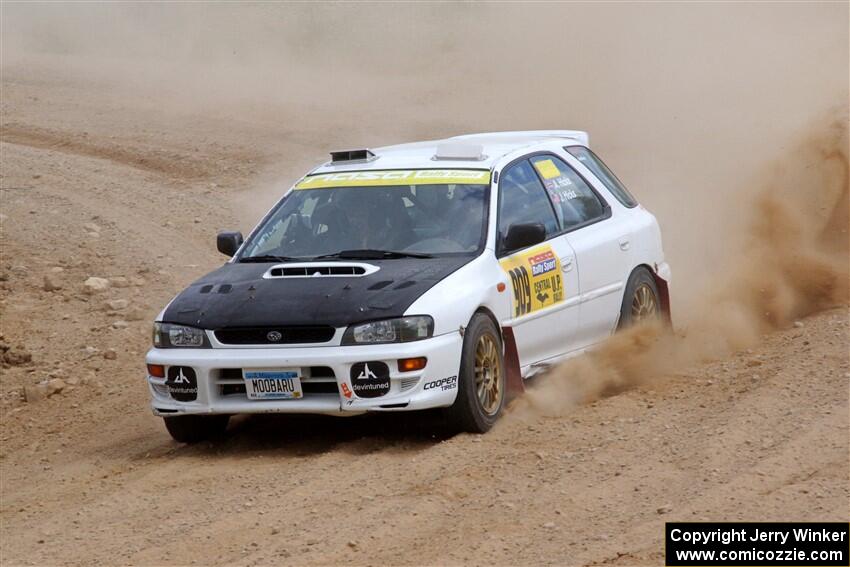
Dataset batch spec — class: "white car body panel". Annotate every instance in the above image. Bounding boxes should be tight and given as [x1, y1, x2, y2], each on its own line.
[145, 130, 670, 417]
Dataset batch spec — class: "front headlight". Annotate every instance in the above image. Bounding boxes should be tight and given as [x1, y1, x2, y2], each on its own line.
[152, 322, 210, 348]
[341, 316, 434, 345]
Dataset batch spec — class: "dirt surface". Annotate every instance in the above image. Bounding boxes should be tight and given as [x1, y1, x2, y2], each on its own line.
[1, 67, 848, 567]
[1, 4, 849, 566]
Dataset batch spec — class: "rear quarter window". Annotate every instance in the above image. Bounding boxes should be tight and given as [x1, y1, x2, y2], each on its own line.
[565, 146, 638, 208]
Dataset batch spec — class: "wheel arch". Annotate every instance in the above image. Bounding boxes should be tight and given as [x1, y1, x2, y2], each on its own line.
[630, 263, 672, 326]
[470, 305, 525, 397]
[470, 306, 502, 338]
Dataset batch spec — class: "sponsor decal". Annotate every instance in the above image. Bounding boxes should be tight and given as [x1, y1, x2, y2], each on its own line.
[529, 250, 557, 276]
[294, 169, 491, 190]
[166, 366, 198, 402]
[533, 158, 562, 180]
[424, 375, 458, 392]
[499, 245, 564, 318]
[349, 361, 391, 398]
[341, 383, 353, 399]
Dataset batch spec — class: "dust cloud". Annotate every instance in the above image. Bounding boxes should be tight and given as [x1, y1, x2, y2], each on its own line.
[2, 3, 847, 411]
[519, 114, 849, 417]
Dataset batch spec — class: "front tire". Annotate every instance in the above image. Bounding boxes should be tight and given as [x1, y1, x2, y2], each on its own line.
[444, 314, 506, 433]
[163, 414, 230, 443]
[618, 267, 661, 329]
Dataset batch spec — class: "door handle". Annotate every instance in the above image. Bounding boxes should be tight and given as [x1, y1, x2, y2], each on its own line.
[619, 238, 630, 251]
[560, 256, 574, 272]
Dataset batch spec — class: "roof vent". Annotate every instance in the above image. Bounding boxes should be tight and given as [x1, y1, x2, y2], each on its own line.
[433, 143, 486, 161]
[330, 149, 377, 164]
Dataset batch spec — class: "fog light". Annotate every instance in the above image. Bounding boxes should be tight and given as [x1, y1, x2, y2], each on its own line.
[398, 357, 427, 372]
[147, 364, 165, 378]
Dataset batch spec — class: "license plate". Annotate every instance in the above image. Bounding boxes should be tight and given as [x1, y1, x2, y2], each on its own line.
[243, 369, 303, 400]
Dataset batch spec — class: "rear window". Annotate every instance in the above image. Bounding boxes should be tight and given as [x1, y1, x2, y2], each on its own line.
[565, 146, 638, 208]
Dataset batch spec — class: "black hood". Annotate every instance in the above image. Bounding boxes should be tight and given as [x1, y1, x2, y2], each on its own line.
[162, 257, 472, 329]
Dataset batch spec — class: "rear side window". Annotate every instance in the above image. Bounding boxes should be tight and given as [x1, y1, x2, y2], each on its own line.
[565, 146, 638, 208]
[529, 155, 606, 230]
[497, 160, 559, 251]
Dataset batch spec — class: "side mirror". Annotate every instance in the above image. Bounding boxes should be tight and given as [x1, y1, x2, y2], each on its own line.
[216, 231, 244, 257]
[503, 223, 546, 253]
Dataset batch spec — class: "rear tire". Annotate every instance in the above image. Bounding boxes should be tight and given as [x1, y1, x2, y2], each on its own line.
[444, 314, 505, 433]
[618, 267, 661, 329]
[163, 414, 230, 443]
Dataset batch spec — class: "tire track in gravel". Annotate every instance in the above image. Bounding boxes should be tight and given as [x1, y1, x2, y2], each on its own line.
[1, 123, 216, 180]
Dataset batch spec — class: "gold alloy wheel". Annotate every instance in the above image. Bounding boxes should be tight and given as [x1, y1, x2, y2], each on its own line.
[631, 282, 658, 323]
[474, 333, 503, 416]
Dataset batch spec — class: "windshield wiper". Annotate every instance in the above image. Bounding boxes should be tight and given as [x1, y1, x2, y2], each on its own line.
[238, 254, 303, 263]
[313, 249, 434, 260]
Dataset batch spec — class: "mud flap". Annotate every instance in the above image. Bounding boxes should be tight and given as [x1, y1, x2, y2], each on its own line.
[502, 326, 524, 398]
[653, 272, 673, 327]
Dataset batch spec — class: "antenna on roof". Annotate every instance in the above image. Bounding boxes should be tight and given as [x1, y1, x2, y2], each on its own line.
[330, 149, 377, 164]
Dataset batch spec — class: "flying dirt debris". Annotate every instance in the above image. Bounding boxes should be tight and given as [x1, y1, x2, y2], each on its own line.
[519, 118, 849, 418]
[0, 3, 847, 566]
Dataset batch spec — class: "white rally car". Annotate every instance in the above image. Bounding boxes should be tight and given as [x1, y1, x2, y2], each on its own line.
[146, 131, 671, 442]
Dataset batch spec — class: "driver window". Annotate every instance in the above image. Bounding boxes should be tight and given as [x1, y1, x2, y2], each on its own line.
[497, 160, 559, 253]
[530, 155, 606, 230]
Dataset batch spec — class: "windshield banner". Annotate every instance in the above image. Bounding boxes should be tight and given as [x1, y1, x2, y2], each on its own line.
[295, 169, 491, 189]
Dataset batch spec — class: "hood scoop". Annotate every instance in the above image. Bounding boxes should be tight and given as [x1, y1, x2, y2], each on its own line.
[263, 262, 379, 279]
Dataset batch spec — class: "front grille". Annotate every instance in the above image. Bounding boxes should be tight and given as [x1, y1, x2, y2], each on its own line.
[214, 326, 335, 345]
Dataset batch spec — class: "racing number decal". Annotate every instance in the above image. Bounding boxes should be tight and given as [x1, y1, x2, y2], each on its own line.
[499, 246, 564, 317]
[507, 265, 532, 316]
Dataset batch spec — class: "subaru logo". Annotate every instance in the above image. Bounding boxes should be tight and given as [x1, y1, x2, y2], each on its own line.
[266, 331, 283, 342]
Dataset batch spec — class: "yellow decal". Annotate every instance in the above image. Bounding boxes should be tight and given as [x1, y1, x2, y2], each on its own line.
[499, 245, 564, 318]
[295, 169, 491, 189]
[533, 159, 561, 180]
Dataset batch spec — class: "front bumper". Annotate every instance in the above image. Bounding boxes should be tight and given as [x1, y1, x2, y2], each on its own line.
[145, 332, 463, 416]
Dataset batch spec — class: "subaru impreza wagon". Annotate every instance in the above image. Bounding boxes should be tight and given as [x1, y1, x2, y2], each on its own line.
[146, 130, 671, 442]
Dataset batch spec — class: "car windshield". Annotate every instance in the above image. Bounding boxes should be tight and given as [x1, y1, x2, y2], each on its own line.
[239, 171, 491, 260]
